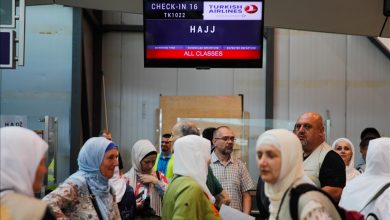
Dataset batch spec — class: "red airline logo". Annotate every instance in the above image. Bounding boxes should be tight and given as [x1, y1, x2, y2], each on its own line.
[244, 5, 258, 14]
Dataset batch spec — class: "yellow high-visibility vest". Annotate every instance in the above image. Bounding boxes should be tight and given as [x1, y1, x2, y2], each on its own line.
[153, 153, 174, 181]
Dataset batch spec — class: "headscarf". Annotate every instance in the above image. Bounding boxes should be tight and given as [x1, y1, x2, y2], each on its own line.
[173, 135, 212, 200]
[331, 138, 360, 182]
[108, 166, 127, 203]
[128, 140, 157, 177]
[340, 137, 390, 211]
[256, 129, 304, 219]
[124, 139, 161, 215]
[0, 126, 48, 197]
[77, 137, 118, 220]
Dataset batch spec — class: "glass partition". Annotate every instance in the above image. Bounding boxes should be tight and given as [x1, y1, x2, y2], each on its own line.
[1, 115, 58, 196]
[175, 117, 330, 183]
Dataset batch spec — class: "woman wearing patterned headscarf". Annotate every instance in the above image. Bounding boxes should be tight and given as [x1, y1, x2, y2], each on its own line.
[124, 139, 168, 219]
[332, 138, 360, 182]
[256, 129, 341, 220]
[1, 126, 55, 220]
[43, 137, 121, 219]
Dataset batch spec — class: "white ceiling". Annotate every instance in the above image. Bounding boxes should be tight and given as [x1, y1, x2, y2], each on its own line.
[26, 0, 390, 37]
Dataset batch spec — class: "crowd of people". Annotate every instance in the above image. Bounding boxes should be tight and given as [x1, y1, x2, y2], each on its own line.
[1, 111, 389, 220]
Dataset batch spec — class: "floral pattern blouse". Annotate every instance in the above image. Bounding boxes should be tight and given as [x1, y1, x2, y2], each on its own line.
[43, 180, 121, 220]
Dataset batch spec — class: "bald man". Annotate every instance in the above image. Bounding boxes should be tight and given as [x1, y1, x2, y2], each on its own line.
[293, 112, 346, 202]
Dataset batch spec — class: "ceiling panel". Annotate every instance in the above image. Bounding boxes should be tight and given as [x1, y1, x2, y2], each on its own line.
[25, 0, 390, 37]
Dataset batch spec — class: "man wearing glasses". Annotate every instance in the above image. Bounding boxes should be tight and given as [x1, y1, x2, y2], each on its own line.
[153, 133, 174, 181]
[211, 126, 254, 214]
[293, 112, 346, 203]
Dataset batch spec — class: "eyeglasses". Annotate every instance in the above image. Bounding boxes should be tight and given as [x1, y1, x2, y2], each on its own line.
[214, 136, 236, 142]
[161, 141, 171, 144]
[293, 123, 313, 131]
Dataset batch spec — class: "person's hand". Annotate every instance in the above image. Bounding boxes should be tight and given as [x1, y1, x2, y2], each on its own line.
[139, 174, 158, 184]
[136, 197, 144, 208]
[214, 190, 231, 208]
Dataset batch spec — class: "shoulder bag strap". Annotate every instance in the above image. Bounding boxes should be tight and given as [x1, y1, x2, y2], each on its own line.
[275, 186, 292, 220]
[366, 213, 379, 220]
[289, 183, 343, 220]
[289, 184, 318, 220]
[170, 174, 183, 182]
[360, 182, 390, 212]
[87, 184, 103, 220]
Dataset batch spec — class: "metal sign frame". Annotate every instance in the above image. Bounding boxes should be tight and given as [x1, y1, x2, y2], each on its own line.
[0, 30, 15, 68]
[0, 0, 15, 28]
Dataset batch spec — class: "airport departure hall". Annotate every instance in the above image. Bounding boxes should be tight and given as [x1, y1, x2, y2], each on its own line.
[1, 0, 390, 219]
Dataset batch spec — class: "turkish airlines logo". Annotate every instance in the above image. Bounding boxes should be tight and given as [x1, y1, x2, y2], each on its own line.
[244, 5, 258, 14]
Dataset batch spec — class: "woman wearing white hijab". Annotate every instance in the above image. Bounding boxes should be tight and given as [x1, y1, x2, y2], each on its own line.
[332, 138, 360, 182]
[124, 139, 168, 219]
[1, 126, 55, 220]
[162, 135, 220, 220]
[256, 129, 340, 220]
[339, 137, 390, 219]
[43, 137, 121, 219]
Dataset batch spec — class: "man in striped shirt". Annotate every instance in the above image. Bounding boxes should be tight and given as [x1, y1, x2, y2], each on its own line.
[210, 126, 254, 214]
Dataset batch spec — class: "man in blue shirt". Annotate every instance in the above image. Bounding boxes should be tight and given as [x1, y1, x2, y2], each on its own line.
[154, 133, 174, 178]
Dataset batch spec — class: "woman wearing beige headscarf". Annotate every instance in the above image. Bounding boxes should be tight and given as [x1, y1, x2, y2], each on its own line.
[256, 129, 341, 220]
[1, 126, 55, 220]
[124, 140, 168, 219]
[332, 138, 360, 182]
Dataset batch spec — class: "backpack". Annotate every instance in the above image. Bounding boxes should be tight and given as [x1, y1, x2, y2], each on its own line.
[256, 176, 270, 219]
[289, 183, 364, 220]
[359, 182, 390, 220]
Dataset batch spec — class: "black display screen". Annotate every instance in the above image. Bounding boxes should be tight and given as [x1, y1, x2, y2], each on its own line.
[144, 0, 264, 68]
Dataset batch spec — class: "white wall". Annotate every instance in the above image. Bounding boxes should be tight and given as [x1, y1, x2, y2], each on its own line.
[274, 29, 390, 166]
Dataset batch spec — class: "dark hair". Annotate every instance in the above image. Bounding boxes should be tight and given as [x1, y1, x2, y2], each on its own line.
[202, 127, 216, 142]
[141, 151, 157, 161]
[162, 133, 171, 139]
[360, 127, 380, 140]
[359, 136, 376, 149]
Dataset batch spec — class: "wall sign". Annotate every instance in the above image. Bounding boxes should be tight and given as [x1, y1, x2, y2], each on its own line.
[0, 115, 27, 127]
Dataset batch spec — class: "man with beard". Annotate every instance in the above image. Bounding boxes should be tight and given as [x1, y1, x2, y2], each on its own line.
[153, 133, 174, 181]
[293, 112, 346, 202]
[211, 126, 254, 214]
